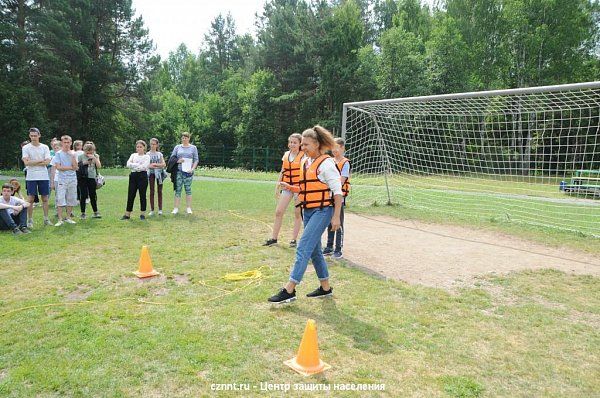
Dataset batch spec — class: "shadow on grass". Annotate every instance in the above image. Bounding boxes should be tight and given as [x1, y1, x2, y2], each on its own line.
[286, 299, 394, 355]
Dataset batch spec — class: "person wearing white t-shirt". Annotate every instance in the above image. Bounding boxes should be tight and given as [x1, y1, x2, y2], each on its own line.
[268, 126, 343, 304]
[0, 183, 31, 234]
[50, 135, 79, 226]
[121, 140, 151, 220]
[21, 127, 51, 227]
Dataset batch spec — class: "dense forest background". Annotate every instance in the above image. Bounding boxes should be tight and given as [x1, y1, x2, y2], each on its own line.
[1, 0, 599, 168]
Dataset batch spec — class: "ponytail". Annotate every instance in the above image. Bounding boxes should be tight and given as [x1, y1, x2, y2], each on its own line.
[301, 125, 336, 154]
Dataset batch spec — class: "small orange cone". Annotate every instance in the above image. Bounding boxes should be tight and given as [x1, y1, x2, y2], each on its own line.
[284, 319, 331, 376]
[134, 245, 160, 278]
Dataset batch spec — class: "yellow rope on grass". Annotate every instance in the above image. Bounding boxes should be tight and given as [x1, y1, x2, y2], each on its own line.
[227, 209, 273, 231]
[1, 266, 269, 316]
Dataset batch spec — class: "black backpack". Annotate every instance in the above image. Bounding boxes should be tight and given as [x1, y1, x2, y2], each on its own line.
[77, 160, 89, 179]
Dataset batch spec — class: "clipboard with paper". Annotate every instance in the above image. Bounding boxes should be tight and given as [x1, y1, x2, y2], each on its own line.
[181, 158, 193, 173]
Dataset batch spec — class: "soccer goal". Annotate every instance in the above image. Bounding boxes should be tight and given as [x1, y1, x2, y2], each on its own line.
[342, 82, 600, 237]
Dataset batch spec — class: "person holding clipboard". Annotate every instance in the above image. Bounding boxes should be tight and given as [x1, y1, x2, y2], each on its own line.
[170, 132, 199, 215]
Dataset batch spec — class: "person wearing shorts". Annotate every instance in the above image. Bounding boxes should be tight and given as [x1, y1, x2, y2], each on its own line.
[21, 127, 51, 227]
[50, 135, 79, 226]
[263, 133, 304, 248]
[170, 132, 198, 215]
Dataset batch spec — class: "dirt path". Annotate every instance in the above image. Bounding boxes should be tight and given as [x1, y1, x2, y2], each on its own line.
[342, 213, 600, 290]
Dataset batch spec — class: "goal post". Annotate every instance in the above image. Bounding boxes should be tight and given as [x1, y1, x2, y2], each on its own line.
[342, 82, 600, 237]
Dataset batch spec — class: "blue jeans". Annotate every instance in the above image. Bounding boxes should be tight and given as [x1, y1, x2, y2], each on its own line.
[289, 206, 333, 284]
[0, 209, 27, 230]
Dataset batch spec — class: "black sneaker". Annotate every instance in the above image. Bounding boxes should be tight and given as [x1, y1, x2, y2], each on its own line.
[268, 288, 296, 304]
[19, 226, 32, 234]
[120, 215, 130, 220]
[140, 215, 146, 220]
[306, 286, 333, 298]
[12, 227, 23, 235]
[333, 251, 343, 259]
[322, 247, 334, 256]
[263, 238, 277, 247]
[289, 240, 297, 248]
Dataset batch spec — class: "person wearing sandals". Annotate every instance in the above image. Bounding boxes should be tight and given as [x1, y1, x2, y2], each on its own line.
[121, 140, 150, 221]
[78, 142, 102, 219]
[170, 132, 198, 215]
[147, 138, 166, 216]
[263, 133, 304, 248]
[268, 126, 343, 304]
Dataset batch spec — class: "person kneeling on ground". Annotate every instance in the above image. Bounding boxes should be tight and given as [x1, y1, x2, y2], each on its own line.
[0, 183, 31, 235]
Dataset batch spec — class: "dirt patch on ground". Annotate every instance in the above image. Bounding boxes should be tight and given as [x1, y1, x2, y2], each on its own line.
[172, 274, 191, 285]
[65, 285, 94, 301]
[343, 213, 600, 290]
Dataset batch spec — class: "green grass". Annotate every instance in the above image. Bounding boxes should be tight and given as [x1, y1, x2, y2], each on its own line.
[0, 176, 598, 396]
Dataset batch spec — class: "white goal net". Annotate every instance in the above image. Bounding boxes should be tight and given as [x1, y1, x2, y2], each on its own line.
[342, 82, 600, 237]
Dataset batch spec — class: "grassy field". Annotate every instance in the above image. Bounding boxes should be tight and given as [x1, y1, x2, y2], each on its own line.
[0, 176, 599, 396]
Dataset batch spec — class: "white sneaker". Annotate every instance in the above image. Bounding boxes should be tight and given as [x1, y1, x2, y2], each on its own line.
[64, 218, 77, 224]
[148, 211, 154, 216]
[44, 219, 52, 226]
[27, 219, 33, 228]
[172, 208, 179, 215]
[186, 208, 193, 214]
[158, 210, 163, 216]
[54, 220, 64, 227]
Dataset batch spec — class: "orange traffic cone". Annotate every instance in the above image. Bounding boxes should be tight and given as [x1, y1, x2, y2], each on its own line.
[284, 319, 331, 376]
[134, 245, 160, 278]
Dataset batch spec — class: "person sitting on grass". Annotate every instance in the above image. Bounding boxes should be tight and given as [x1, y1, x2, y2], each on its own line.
[268, 125, 343, 304]
[0, 183, 31, 235]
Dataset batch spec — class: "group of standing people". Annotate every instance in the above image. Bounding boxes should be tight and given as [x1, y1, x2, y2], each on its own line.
[1, 128, 104, 233]
[2, 128, 202, 234]
[4, 125, 351, 307]
[120, 132, 199, 220]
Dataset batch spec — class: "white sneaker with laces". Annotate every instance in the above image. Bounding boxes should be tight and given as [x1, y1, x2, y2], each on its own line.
[186, 207, 193, 214]
[54, 220, 64, 227]
[64, 218, 77, 224]
[148, 211, 154, 216]
[172, 208, 179, 215]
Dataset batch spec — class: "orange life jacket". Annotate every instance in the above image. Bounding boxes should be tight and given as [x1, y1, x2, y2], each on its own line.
[281, 150, 304, 186]
[336, 157, 351, 197]
[298, 155, 334, 209]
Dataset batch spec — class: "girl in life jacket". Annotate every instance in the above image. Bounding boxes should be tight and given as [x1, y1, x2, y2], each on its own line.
[263, 133, 304, 248]
[268, 125, 343, 304]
